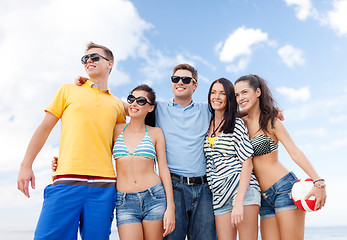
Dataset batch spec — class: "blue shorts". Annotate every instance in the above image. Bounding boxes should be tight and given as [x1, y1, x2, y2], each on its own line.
[214, 185, 261, 216]
[34, 181, 116, 240]
[116, 183, 167, 226]
[259, 172, 298, 220]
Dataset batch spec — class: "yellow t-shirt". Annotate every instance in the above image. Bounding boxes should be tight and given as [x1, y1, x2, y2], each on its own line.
[46, 80, 125, 178]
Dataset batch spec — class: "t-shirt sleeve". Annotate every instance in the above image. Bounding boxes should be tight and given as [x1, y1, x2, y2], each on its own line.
[234, 118, 254, 163]
[45, 84, 69, 119]
[115, 99, 126, 124]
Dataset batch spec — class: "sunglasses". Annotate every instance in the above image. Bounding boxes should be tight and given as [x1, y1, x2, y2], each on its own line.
[171, 76, 196, 84]
[81, 53, 110, 64]
[127, 95, 154, 106]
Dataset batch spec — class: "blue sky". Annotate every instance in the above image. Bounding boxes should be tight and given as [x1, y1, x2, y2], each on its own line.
[0, 0, 346, 231]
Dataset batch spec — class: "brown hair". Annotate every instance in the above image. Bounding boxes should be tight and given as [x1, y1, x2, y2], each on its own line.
[86, 42, 114, 62]
[131, 84, 156, 127]
[173, 63, 198, 81]
[235, 74, 278, 133]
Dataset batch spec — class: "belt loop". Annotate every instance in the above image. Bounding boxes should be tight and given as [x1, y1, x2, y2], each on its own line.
[148, 186, 154, 197]
[180, 175, 184, 184]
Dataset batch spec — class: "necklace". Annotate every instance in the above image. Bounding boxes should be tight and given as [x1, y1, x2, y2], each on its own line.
[211, 118, 224, 138]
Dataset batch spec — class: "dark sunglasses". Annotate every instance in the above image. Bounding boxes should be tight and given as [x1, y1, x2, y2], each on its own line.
[171, 76, 196, 84]
[81, 53, 110, 64]
[127, 95, 154, 106]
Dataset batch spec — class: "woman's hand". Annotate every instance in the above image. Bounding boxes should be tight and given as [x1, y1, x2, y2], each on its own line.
[230, 201, 244, 227]
[305, 181, 327, 211]
[51, 156, 58, 172]
[163, 206, 175, 237]
[74, 76, 88, 86]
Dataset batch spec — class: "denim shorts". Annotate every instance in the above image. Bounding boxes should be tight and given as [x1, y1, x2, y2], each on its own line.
[259, 172, 298, 220]
[115, 183, 167, 226]
[214, 185, 261, 216]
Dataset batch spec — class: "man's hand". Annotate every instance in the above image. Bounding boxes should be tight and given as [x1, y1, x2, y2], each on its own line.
[277, 108, 284, 121]
[17, 166, 35, 198]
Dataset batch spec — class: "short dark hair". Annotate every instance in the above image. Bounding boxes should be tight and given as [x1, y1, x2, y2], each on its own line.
[208, 78, 237, 134]
[131, 84, 156, 127]
[86, 42, 114, 62]
[173, 63, 198, 81]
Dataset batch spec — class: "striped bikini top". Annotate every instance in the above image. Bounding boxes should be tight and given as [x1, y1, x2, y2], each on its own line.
[112, 124, 157, 161]
[249, 134, 278, 156]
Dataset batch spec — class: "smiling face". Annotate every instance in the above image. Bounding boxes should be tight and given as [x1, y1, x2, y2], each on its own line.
[234, 80, 261, 111]
[128, 90, 155, 118]
[210, 82, 227, 113]
[84, 48, 113, 78]
[172, 69, 198, 100]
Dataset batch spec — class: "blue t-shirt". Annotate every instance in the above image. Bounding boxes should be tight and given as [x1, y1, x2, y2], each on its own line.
[155, 99, 211, 176]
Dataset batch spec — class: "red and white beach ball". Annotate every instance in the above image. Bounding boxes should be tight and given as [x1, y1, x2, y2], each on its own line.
[291, 178, 316, 212]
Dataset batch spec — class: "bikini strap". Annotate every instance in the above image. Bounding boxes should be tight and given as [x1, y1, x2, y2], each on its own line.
[145, 125, 148, 133]
[122, 123, 129, 132]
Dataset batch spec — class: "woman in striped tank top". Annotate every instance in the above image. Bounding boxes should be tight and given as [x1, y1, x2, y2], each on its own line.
[234, 75, 326, 240]
[203, 78, 261, 240]
[112, 84, 175, 240]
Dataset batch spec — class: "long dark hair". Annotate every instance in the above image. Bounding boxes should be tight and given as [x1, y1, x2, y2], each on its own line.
[235, 74, 278, 133]
[131, 84, 156, 127]
[208, 78, 237, 134]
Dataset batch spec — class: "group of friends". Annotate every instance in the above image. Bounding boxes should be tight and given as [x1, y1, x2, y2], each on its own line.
[17, 42, 327, 240]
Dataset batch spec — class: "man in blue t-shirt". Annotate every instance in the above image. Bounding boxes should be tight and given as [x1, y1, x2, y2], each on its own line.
[156, 64, 216, 240]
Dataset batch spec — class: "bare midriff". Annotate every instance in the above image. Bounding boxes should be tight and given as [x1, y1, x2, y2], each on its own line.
[116, 156, 161, 193]
[252, 150, 290, 192]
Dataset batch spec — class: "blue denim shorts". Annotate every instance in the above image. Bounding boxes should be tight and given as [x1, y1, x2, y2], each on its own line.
[214, 185, 261, 216]
[115, 183, 167, 226]
[259, 172, 298, 220]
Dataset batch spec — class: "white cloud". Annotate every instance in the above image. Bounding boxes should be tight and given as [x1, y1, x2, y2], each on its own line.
[216, 26, 269, 73]
[325, 0, 347, 37]
[277, 44, 306, 68]
[283, 0, 317, 20]
[294, 128, 327, 137]
[0, 0, 154, 226]
[329, 115, 347, 124]
[225, 57, 250, 73]
[277, 86, 310, 102]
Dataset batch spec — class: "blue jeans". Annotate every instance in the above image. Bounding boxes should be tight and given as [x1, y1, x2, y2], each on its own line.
[164, 179, 217, 240]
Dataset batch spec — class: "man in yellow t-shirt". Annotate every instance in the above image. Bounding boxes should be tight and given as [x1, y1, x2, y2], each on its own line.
[17, 42, 125, 240]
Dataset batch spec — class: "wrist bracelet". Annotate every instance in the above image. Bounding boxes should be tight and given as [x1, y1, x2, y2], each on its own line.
[314, 183, 326, 189]
[313, 178, 325, 183]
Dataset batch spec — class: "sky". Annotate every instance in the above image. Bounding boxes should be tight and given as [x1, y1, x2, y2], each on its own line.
[0, 0, 346, 231]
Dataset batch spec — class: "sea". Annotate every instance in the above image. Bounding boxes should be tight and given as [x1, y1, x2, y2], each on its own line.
[0, 226, 346, 240]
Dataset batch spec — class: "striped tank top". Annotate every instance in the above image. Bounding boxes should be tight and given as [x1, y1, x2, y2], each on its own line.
[112, 124, 157, 161]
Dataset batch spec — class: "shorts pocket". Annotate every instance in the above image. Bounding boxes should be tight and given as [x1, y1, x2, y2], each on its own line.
[115, 193, 126, 208]
[276, 179, 295, 194]
[151, 186, 166, 201]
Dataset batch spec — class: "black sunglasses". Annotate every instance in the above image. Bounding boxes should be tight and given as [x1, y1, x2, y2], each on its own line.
[127, 95, 154, 106]
[171, 76, 196, 84]
[81, 53, 110, 64]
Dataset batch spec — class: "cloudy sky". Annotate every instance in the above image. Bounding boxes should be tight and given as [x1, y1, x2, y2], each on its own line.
[1, 0, 346, 231]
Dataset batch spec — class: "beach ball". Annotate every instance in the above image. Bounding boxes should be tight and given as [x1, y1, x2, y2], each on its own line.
[291, 178, 316, 212]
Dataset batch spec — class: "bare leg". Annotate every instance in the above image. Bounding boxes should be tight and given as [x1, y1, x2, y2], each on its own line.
[260, 217, 280, 240]
[276, 209, 305, 240]
[237, 205, 259, 240]
[118, 223, 144, 240]
[143, 220, 164, 240]
[215, 212, 237, 240]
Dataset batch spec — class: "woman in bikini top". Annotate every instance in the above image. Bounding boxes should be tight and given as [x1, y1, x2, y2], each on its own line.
[235, 74, 326, 240]
[112, 84, 175, 239]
